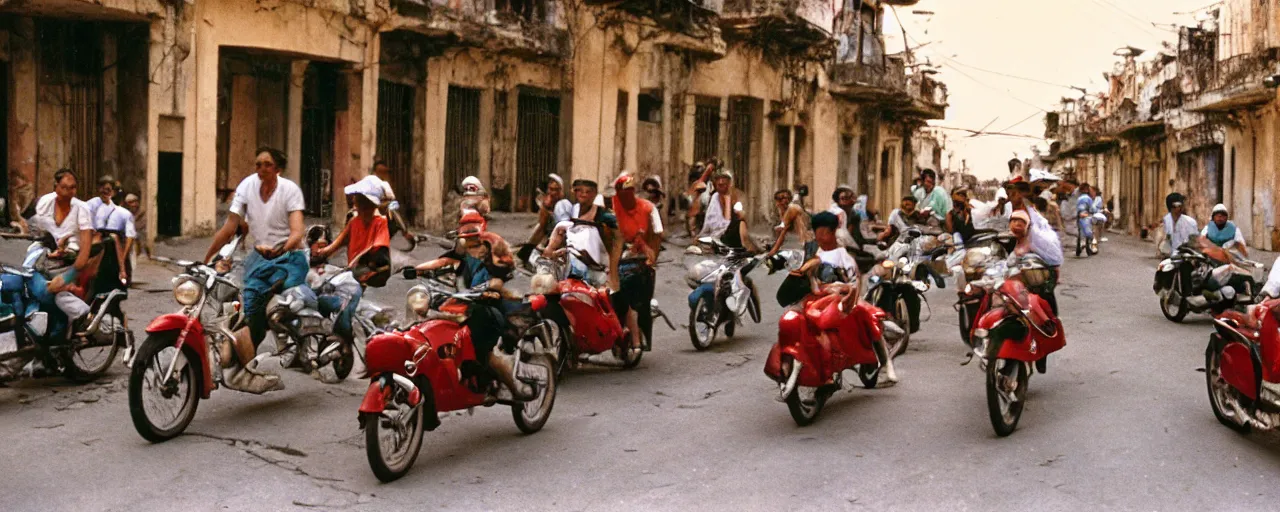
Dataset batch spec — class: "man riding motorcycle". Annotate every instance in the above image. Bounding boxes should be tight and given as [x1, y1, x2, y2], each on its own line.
[1007, 180, 1065, 314]
[413, 210, 532, 399]
[543, 179, 621, 291]
[609, 172, 662, 352]
[828, 185, 872, 249]
[312, 177, 392, 346]
[519, 173, 573, 264]
[1201, 203, 1248, 259]
[767, 188, 815, 259]
[202, 147, 306, 393]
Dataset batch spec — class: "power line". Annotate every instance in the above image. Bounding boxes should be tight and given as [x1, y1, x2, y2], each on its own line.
[1084, 0, 1165, 38]
[931, 125, 1045, 140]
[995, 110, 1045, 134]
[940, 58, 1082, 91]
[892, 21, 1053, 113]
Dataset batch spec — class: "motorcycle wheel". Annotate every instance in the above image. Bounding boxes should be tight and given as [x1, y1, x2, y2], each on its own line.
[549, 321, 571, 378]
[363, 380, 427, 483]
[615, 332, 644, 370]
[957, 303, 973, 347]
[888, 297, 912, 358]
[986, 357, 1029, 437]
[785, 386, 826, 426]
[857, 364, 880, 389]
[1160, 275, 1189, 323]
[332, 342, 355, 381]
[724, 319, 736, 338]
[298, 333, 328, 375]
[512, 354, 557, 434]
[65, 313, 123, 382]
[1205, 343, 1252, 434]
[688, 295, 716, 351]
[128, 332, 201, 443]
[1036, 356, 1048, 375]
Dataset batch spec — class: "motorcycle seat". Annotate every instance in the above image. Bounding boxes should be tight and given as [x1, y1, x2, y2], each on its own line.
[1220, 308, 1262, 340]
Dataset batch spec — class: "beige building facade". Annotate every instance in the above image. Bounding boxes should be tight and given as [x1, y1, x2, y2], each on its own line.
[0, 0, 945, 242]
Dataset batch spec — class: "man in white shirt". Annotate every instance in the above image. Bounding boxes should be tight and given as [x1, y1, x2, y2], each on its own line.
[1163, 197, 1199, 252]
[203, 147, 306, 393]
[24, 169, 96, 331]
[84, 175, 118, 229]
[1007, 179, 1064, 313]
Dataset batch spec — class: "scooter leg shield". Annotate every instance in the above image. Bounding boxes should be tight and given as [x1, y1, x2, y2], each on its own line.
[1222, 342, 1260, 401]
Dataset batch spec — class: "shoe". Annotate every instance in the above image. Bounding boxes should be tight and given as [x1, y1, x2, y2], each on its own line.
[224, 355, 285, 394]
[1100, 237, 1109, 242]
[882, 320, 906, 341]
[879, 360, 899, 388]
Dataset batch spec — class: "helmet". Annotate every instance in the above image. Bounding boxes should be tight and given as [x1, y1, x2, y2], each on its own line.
[458, 210, 487, 238]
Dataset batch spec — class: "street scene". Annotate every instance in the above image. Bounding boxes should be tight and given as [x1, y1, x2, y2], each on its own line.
[2, 0, 1280, 510]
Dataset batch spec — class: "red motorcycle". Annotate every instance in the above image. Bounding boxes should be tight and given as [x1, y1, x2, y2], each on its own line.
[966, 254, 1066, 436]
[1206, 298, 1280, 433]
[358, 268, 558, 482]
[763, 288, 895, 426]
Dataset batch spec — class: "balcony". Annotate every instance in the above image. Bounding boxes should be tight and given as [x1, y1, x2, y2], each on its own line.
[721, 0, 835, 46]
[603, 0, 726, 57]
[1184, 49, 1280, 113]
[902, 73, 947, 119]
[389, 0, 569, 59]
[829, 57, 906, 100]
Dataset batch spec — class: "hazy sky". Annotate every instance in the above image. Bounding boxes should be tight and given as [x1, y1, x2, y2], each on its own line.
[882, 0, 1220, 179]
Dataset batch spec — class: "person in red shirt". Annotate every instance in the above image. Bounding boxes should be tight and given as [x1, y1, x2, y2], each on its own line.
[611, 172, 663, 353]
[313, 177, 392, 344]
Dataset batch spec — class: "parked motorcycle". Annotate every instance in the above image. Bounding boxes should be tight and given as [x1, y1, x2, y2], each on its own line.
[358, 267, 558, 482]
[1206, 299, 1280, 433]
[763, 256, 896, 425]
[866, 227, 950, 356]
[965, 254, 1066, 436]
[1155, 240, 1264, 322]
[0, 232, 132, 382]
[685, 238, 762, 350]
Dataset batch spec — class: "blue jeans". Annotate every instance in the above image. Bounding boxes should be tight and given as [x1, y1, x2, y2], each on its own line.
[242, 250, 309, 345]
[317, 285, 361, 341]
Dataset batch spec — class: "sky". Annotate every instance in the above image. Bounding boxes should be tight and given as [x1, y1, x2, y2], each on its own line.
[881, 0, 1223, 179]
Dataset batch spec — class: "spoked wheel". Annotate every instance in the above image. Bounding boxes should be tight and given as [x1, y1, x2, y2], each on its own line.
[64, 314, 123, 382]
[1160, 274, 1188, 323]
[548, 322, 571, 377]
[857, 364, 880, 389]
[785, 386, 826, 426]
[1206, 344, 1252, 434]
[512, 354, 557, 433]
[888, 297, 912, 358]
[986, 357, 1030, 437]
[688, 295, 716, 351]
[128, 333, 201, 442]
[363, 379, 427, 483]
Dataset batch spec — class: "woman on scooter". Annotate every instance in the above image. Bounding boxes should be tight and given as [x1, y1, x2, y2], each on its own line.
[789, 211, 899, 385]
[413, 211, 533, 399]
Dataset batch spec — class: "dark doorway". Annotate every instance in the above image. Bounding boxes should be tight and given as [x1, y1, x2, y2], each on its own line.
[301, 64, 338, 217]
[693, 97, 720, 163]
[157, 152, 183, 236]
[444, 86, 481, 194]
[727, 97, 758, 195]
[38, 19, 104, 198]
[377, 80, 416, 221]
[516, 91, 560, 212]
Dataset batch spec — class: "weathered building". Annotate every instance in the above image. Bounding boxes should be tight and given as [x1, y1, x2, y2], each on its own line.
[0, 0, 945, 241]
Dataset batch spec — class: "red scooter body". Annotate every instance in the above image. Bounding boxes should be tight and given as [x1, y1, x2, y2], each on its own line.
[555, 278, 626, 355]
[144, 313, 214, 398]
[765, 293, 885, 387]
[1212, 301, 1280, 401]
[972, 279, 1065, 362]
[360, 299, 487, 414]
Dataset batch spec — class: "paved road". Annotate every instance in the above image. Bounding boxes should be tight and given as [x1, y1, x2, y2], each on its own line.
[3, 220, 1280, 511]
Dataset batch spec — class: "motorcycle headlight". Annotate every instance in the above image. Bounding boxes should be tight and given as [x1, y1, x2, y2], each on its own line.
[172, 278, 202, 306]
[406, 288, 431, 318]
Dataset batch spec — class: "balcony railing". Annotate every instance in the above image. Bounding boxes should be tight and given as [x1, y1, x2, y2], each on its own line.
[829, 57, 906, 94]
[722, 0, 835, 36]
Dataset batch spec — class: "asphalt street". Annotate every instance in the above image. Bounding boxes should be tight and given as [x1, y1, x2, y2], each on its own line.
[3, 217, 1280, 511]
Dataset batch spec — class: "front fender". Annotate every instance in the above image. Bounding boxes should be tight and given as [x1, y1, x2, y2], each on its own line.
[687, 282, 714, 309]
[358, 373, 423, 414]
[145, 313, 212, 398]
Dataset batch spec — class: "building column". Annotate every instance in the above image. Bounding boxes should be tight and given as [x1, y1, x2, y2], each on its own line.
[624, 87, 638, 173]
[285, 60, 307, 184]
[422, 56, 449, 228]
[786, 126, 796, 191]
[101, 30, 119, 181]
[8, 17, 36, 220]
[360, 32, 380, 180]
[478, 88, 494, 189]
[680, 94, 695, 170]
[190, 0, 220, 234]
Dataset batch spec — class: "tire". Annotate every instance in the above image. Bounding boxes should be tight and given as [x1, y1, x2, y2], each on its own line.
[64, 314, 123, 382]
[688, 295, 715, 351]
[904, 292, 922, 333]
[1206, 343, 1252, 434]
[1160, 274, 1189, 323]
[128, 332, 202, 443]
[1035, 356, 1048, 375]
[785, 386, 826, 426]
[363, 387, 427, 483]
[888, 297, 912, 358]
[332, 342, 355, 381]
[986, 357, 1029, 437]
[724, 319, 736, 338]
[512, 354, 557, 433]
[550, 321, 571, 377]
[857, 364, 880, 389]
[958, 302, 973, 347]
[615, 330, 644, 370]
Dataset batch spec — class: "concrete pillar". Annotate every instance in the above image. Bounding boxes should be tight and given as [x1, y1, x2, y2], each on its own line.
[360, 33, 380, 180]
[190, 0, 220, 234]
[422, 57, 449, 228]
[680, 94, 695, 170]
[227, 75, 258, 187]
[717, 96, 729, 162]
[285, 60, 307, 184]
[786, 126, 796, 191]
[478, 88, 494, 189]
[625, 88, 638, 174]
[8, 17, 36, 220]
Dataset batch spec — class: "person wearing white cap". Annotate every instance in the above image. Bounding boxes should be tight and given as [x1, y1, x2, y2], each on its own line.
[519, 173, 574, 263]
[459, 175, 491, 217]
[313, 178, 391, 346]
[1200, 203, 1248, 258]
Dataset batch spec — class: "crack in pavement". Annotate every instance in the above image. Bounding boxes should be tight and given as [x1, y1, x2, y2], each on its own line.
[187, 431, 377, 507]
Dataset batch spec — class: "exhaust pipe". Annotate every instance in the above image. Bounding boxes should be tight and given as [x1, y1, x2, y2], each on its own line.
[777, 360, 803, 402]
